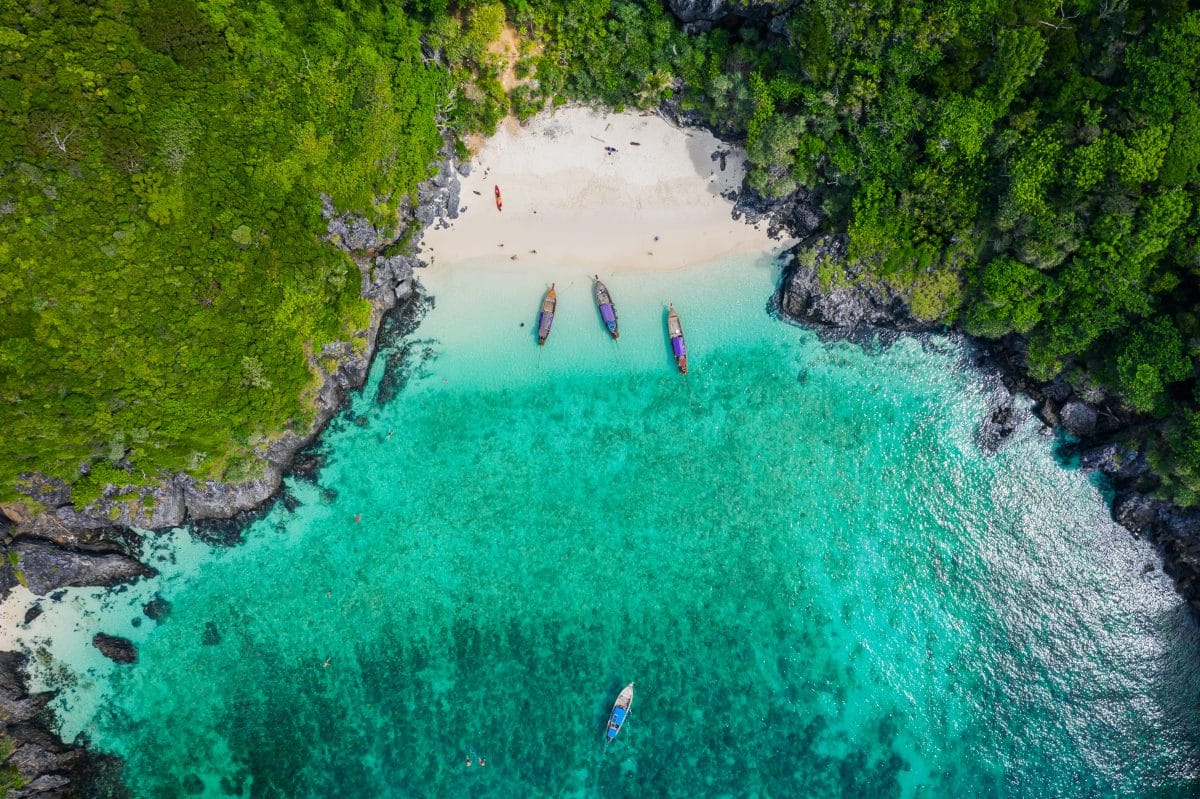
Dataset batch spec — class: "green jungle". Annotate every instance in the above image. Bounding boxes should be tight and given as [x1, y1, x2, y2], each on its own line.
[2, 0, 1199, 510]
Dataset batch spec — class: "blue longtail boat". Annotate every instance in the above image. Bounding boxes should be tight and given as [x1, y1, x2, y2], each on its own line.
[667, 304, 687, 374]
[537, 283, 556, 345]
[593, 276, 619, 339]
[605, 682, 634, 742]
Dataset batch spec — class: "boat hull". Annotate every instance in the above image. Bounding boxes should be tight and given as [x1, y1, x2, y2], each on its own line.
[594, 279, 620, 339]
[538, 284, 556, 345]
[667, 306, 687, 374]
[606, 682, 634, 742]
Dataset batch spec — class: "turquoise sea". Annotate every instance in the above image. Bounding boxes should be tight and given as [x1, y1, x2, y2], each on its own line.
[21, 254, 1200, 797]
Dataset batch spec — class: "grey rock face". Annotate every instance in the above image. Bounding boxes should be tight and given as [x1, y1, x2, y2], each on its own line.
[976, 386, 1026, 456]
[14, 475, 71, 508]
[366, 255, 417, 310]
[779, 236, 933, 331]
[4, 540, 155, 596]
[7, 741, 80, 781]
[179, 474, 280, 521]
[53, 481, 186, 530]
[0, 688, 51, 725]
[19, 773, 72, 794]
[1060, 400, 1098, 437]
[1078, 443, 1147, 483]
[1113, 492, 1160, 533]
[92, 633, 137, 664]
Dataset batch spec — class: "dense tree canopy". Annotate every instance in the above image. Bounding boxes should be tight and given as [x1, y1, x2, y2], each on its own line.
[2, 0, 1199, 509]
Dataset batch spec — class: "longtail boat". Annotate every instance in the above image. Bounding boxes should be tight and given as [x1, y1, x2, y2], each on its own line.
[605, 682, 634, 742]
[494, 184, 503, 212]
[593, 276, 619, 339]
[667, 304, 687, 374]
[537, 284, 557, 345]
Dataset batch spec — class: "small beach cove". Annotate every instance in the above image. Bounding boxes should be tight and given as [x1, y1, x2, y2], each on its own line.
[3, 110, 1200, 798]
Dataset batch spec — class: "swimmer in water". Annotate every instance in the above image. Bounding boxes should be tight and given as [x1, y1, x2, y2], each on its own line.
[322, 656, 332, 668]
[354, 514, 361, 523]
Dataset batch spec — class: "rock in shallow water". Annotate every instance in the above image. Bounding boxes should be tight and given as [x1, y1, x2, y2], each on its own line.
[93, 633, 137, 664]
[144, 596, 171, 622]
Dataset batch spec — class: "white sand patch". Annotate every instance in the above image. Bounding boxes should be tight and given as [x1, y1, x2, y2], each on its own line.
[0, 585, 37, 652]
[421, 107, 791, 279]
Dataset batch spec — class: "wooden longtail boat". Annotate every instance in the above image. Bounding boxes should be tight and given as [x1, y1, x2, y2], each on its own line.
[537, 284, 557, 345]
[494, 184, 503, 211]
[667, 304, 687, 374]
[605, 682, 634, 742]
[593, 276, 619, 339]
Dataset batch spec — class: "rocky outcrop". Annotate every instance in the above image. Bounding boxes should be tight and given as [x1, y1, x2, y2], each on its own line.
[975, 384, 1027, 456]
[732, 185, 823, 241]
[1060, 400, 1098, 438]
[778, 236, 937, 331]
[0, 651, 124, 799]
[1, 540, 154, 596]
[92, 634, 137, 665]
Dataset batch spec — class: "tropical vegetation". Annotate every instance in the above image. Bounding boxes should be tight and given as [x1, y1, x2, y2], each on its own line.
[2, 0, 1199, 505]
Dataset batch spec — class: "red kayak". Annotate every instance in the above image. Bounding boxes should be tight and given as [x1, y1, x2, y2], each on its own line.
[494, 184, 502, 212]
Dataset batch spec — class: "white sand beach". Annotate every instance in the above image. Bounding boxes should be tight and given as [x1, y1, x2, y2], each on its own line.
[420, 108, 789, 276]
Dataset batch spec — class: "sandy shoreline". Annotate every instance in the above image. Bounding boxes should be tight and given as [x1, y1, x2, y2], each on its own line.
[420, 108, 790, 278]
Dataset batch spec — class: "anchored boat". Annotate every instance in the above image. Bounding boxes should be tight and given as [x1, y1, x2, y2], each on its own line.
[605, 682, 634, 742]
[593, 276, 619, 339]
[537, 284, 557, 345]
[667, 304, 687, 374]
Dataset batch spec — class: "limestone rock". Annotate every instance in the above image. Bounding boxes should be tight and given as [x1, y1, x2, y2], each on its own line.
[53, 480, 186, 530]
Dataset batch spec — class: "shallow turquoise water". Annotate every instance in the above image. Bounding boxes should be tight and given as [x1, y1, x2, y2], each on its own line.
[30, 256, 1200, 797]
